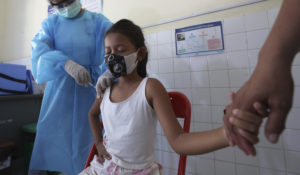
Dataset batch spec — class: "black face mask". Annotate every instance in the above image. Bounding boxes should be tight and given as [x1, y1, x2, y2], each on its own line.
[105, 51, 138, 78]
[105, 54, 127, 78]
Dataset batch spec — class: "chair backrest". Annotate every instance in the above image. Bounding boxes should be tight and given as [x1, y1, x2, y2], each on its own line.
[84, 91, 192, 175]
[168, 91, 191, 175]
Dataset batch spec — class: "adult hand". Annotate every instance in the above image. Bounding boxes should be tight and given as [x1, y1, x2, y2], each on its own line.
[96, 70, 114, 98]
[224, 92, 269, 156]
[64, 60, 92, 87]
[224, 57, 294, 155]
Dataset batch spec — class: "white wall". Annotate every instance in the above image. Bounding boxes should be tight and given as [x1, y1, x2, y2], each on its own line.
[103, 0, 283, 33]
[0, 0, 7, 62]
[143, 0, 283, 33]
[104, 0, 256, 26]
[0, 0, 48, 62]
[145, 8, 300, 175]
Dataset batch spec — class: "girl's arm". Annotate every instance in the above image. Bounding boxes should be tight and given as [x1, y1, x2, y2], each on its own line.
[88, 97, 111, 162]
[146, 78, 228, 155]
[88, 97, 103, 145]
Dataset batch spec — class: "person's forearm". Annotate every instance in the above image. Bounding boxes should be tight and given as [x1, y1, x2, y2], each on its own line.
[171, 127, 228, 155]
[88, 113, 103, 145]
[258, 0, 300, 68]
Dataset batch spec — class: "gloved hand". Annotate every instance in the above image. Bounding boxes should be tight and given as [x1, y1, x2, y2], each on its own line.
[64, 60, 91, 87]
[96, 70, 114, 98]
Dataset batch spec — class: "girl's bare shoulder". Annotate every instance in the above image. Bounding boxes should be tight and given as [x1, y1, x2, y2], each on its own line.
[145, 77, 168, 98]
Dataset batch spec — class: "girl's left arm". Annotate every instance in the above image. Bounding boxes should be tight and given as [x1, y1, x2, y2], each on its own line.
[146, 78, 228, 155]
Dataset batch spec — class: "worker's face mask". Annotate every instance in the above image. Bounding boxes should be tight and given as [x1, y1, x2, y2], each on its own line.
[55, 0, 82, 18]
[105, 50, 139, 78]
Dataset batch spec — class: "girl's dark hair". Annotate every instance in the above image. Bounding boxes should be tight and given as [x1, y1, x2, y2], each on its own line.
[106, 19, 148, 78]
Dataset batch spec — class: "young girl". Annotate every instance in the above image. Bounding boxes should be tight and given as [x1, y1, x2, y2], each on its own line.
[80, 19, 266, 175]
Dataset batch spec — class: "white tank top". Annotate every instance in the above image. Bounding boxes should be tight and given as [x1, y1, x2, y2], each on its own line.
[100, 77, 157, 169]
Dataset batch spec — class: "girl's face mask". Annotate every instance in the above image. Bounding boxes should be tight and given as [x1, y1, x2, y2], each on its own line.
[105, 50, 139, 78]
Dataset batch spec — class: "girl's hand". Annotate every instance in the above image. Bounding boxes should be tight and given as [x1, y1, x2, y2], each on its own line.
[95, 142, 111, 163]
[229, 101, 268, 145]
[224, 92, 268, 145]
[228, 109, 263, 144]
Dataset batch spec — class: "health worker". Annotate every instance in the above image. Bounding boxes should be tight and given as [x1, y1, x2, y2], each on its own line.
[29, 0, 112, 174]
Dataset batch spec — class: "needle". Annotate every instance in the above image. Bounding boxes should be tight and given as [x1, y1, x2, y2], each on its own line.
[89, 83, 95, 88]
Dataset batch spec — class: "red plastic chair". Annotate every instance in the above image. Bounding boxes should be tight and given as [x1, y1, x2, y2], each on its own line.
[168, 91, 191, 175]
[84, 91, 191, 175]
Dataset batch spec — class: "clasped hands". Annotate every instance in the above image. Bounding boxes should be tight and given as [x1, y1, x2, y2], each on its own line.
[223, 92, 269, 156]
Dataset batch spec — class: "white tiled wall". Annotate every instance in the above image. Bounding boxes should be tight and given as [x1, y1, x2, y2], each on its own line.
[145, 8, 300, 175]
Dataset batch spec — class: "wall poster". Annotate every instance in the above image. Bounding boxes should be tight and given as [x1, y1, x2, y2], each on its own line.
[175, 21, 224, 57]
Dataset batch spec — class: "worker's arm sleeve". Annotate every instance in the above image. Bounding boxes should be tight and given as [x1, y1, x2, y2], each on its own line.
[31, 19, 69, 84]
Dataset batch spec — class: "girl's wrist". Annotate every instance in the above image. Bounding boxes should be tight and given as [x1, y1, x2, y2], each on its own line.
[95, 140, 103, 146]
[220, 126, 230, 146]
